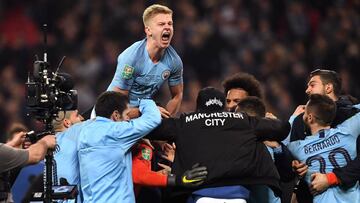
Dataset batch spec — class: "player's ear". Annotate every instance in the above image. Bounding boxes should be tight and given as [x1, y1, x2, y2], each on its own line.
[324, 83, 333, 95]
[308, 113, 315, 124]
[111, 110, 120, 121]
[63, 119, 71, 128]
[145, 26, 151, 36]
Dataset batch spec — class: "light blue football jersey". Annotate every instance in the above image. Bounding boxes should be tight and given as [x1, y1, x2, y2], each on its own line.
[107, 39, 183, 107]
[54, 119, 93, 203]
[78, 100, 161, 203]
[288, 112, 360, 203]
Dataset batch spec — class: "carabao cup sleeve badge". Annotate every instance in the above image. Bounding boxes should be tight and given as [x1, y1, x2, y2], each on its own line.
[141, 148, 151, 160]
[122, 65, 134, 79]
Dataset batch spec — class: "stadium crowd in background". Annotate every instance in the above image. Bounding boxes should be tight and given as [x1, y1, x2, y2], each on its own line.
[0, 0, 359, 133]
[0, 1, 360, 203]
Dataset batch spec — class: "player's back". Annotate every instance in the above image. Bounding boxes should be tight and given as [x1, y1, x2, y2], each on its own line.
[288, 128, 359, 203]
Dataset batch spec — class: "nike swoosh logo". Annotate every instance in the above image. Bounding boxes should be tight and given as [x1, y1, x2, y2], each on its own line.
[182, 176, 201, 183]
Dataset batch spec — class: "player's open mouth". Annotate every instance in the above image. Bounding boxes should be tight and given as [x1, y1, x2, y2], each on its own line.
[162, 32, 171, 42]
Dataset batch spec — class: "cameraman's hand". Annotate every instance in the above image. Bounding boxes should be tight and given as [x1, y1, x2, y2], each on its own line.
[39, 135, 56, 149]
[177, 163, 207, 188]
[6, 132, 26, 148]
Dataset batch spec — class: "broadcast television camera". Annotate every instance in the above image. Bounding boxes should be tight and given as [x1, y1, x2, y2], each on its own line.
[24, 24, 78, 203]
[26, 59, 77, 123]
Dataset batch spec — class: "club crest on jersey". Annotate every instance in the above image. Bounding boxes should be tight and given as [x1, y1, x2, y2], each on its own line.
[162, 70, 170, 80]
[141, 148, 151, 160]
[122, 65, 134, 79]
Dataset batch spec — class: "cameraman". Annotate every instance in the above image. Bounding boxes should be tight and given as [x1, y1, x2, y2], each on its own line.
[0, 123, 29, 203]
[0, 132, 56, 173]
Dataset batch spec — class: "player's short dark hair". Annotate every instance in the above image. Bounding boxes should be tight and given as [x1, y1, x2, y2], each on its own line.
[196, 87, 225, 112]
[235, 96, 266, 117]
[222, 73, 263, 98]
[310, 69, 342, 97]
[95, 91, 128, 118]
[307, 94, 336, 126]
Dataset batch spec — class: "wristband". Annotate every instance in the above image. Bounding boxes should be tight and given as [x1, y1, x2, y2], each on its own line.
[326, 172, 339, 186]
[167, 174, 176, 186]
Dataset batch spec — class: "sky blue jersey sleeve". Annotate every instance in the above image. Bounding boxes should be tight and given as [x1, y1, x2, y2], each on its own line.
[113, 99, 161, 151]
[282, 115, 297, 146]
[107, 53, 136, 91]
[168, 54, 183, 86]
[336, 112, 360, 139]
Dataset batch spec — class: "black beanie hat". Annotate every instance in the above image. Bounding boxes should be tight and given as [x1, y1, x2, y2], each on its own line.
[196, 87, 226, 112]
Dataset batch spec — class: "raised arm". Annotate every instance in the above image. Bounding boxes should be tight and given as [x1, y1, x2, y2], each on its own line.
[0, 134, 56, 173]
[283, 105, 306, 145]
[117, 99, 161, 149]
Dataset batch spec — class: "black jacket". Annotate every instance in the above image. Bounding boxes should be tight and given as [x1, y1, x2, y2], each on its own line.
[148, 111, 290, 201]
